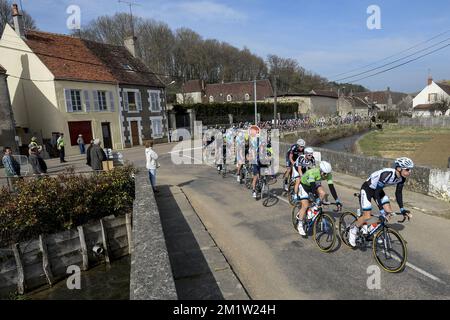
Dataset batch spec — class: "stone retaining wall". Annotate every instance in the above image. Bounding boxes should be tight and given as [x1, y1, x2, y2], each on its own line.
[279, 142, 450, 201]
[398, 117, 450, 127]
[129, 170, 177, 300]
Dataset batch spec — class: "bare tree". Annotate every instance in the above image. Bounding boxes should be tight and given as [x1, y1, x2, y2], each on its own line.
[0, 0, 37, 34]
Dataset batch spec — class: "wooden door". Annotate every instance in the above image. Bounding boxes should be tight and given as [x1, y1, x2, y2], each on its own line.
[130, 121, 140, 146]
[101, 122, 113, 149]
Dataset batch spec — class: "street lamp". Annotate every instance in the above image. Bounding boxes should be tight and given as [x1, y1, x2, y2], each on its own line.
[164, 80, 176, 142]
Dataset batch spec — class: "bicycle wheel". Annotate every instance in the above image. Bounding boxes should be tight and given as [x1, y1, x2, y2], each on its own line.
[339, 211, 358, 248]
[372, 228, 407, 273]
[313, 213, 336, 252]
[291, 205, 301, 230]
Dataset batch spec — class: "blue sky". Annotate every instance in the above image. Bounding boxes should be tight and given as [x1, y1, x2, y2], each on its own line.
[17, 0, 450, 93]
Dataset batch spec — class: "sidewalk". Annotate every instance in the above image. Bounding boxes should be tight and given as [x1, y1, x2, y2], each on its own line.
[155, 185, 249, 300]
[333, 172, 450, 220]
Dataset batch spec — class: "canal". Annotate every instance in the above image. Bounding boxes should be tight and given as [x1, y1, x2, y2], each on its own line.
[316, 131, 367, 152]
[25, 256, 130, 300]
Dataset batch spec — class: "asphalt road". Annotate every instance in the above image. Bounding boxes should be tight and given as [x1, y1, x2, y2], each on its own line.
[124, 143, 450, 299]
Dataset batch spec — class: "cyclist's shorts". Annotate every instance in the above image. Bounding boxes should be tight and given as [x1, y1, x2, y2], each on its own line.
[252, 164, 261, 175]
[298, 183, 313, 200]
[291, 166, 301, 179]
[360, 182, 390, 211]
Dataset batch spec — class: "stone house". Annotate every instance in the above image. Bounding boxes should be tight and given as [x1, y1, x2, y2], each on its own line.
[0, 64, 17, 151]
[176, 79, 273, 104]
[412, 77, 450, 118]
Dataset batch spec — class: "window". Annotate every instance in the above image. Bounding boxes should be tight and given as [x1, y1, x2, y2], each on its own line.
[428, 93, 438, 102]
[71, 90, 82, 111]
[97, 91, 107, 111]
[150, 117, 163, 138]
[128, 91, 137, 111]
[149, 91, 161, 112]
[209, 96, 214, 103]
[227, 94, 232, 102]
[244, 93, 250, 101]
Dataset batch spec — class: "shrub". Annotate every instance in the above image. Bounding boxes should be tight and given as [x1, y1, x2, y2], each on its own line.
[0, 165, 136, 246]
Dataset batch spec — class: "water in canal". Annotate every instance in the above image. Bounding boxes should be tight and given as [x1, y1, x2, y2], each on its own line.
[26, 256, 130, 300]
[316, 132, 368, 152]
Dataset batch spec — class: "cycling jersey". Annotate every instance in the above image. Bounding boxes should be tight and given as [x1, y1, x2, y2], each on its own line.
[286, 144, 304, 162]
[295, 155, 316, 174]
[300, 167, 333, 187]
[360, 168, 406, 211]
[297, 167, 338, 201]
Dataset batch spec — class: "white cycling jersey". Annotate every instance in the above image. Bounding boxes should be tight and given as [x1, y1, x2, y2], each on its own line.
[366, 168, 406, 189]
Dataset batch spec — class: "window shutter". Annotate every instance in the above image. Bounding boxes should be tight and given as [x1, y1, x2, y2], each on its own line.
[83, 90, 91, 112]
[123, 91, 129, 111]
[157, 91, 162, 111]
[93, 90, 100, 111]
[64, 89, 73, 113]
[136, 91, 142, 111]
[109, 91, 115, 112]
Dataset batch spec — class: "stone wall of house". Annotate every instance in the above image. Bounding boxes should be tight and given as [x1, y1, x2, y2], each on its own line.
[0, 74, 17, 151]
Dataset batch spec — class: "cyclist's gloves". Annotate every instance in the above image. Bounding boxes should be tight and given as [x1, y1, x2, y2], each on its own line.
[335, 199, 343, 210]
[379, 209, 386, 217]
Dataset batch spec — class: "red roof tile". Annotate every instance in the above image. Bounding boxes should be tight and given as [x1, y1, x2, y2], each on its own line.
[182, 80, 204, 93]
[436, 82, 450, 96]
[414, 104, 435, 110]
[24, 30, 117, 83]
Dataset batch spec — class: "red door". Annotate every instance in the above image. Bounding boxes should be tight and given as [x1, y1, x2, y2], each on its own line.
[68, 121, 93, 145]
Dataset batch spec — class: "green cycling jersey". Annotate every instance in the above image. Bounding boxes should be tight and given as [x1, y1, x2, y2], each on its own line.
[300, 167, 333, 187]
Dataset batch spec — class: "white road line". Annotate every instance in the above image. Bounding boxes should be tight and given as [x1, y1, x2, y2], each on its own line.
[403, 260, 446, 284]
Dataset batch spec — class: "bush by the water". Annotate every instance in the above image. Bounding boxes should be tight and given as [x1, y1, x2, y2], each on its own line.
[0, 165, 136, 246]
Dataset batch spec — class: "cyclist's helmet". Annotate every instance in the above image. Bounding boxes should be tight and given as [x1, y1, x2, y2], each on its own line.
[394, 157, 414, 169]
[297, 139, 306, 147]
[319, 161, 332, 174]
[304, 147, 314, 155]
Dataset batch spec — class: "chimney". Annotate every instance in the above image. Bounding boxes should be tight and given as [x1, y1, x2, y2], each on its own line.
[12, 4, 26, 38]
[124, 36, 137, 57]
[428, 76, 433, 86]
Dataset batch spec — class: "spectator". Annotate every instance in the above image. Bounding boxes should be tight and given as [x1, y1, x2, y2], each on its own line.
[90, 138, 107, 171]
[145, 140, 159, 193]
[57, 133, 67, 163]
[28, 136, 42, 155]
[86, 139, 94, 167]
[2, 147, 21, 191]
[77, 134, 85, 154]
[29, 146, 47, 176]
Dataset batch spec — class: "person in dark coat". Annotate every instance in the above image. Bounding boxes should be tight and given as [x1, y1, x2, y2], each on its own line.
[29, 146, 47, 176]
[90, 139, 107, 171]
[86, 139, 94, 167]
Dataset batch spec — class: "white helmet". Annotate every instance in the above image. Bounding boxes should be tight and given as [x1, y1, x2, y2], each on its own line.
[297, 139, 306, 147]
[395, 157, 414, 169]
[304, 147, 314, 155]
[319, 161, 332, 174]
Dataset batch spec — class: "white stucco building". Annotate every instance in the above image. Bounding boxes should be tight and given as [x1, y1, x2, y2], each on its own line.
[412, 77, 450, 117]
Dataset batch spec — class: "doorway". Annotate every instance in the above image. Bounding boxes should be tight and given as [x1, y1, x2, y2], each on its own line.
[101, 122, 113, 149]
[130, 121, 140, 146]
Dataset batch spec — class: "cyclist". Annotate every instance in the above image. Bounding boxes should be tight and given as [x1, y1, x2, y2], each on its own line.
[292, 147, 316, 202]
[216, 135, 227, 173]
[348, 157, 414, 247]
[236, 130, 250, 182]
[283, 139, 306, 191]
[295, 161, 343, 236]
[250, 134, 261, 198]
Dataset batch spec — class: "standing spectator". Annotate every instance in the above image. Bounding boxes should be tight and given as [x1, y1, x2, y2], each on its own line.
[145, 140, 159, 193]
[86, 139, 94, 167]
[2, 147, 21, 191]
[90, 139, 107, 171]
[77, 134, 85, 154]
[29, 146, 47, 176]
[57, 133, 67, 163]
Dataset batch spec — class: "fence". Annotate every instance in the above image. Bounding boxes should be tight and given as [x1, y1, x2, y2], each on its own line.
[398, 117, 450, 127]
[0, 214, 133, 297]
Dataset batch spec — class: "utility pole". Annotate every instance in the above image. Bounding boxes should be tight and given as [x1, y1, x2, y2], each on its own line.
[254, 79, 258, 125]
[273, 75, 278, 127]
